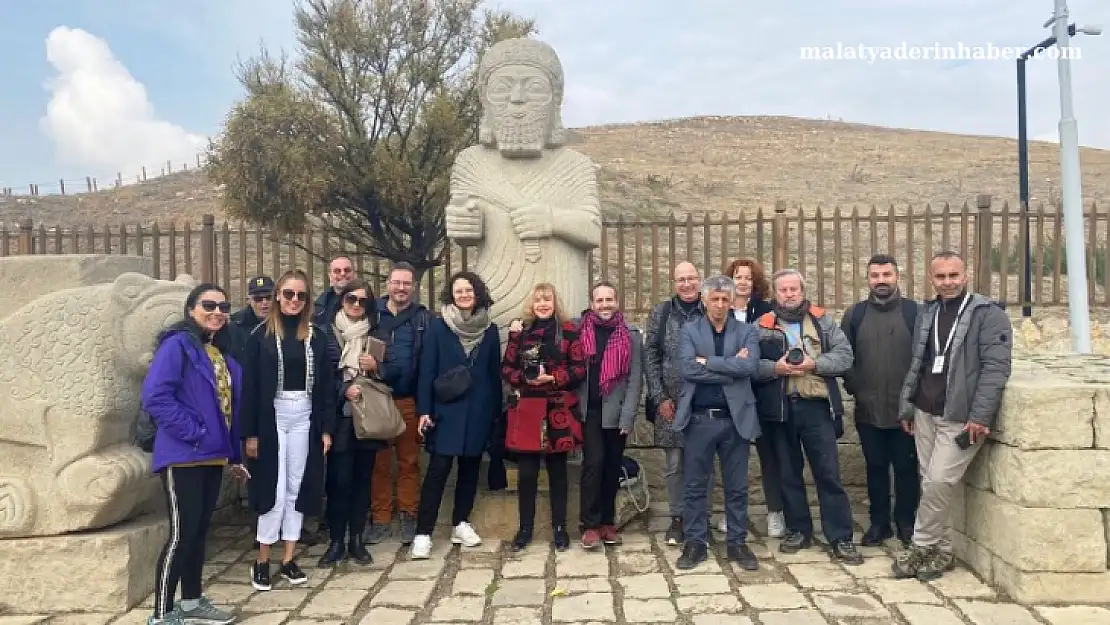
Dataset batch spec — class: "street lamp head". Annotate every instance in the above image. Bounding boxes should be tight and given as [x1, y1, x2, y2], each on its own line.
[1077, 25, 1102, 36]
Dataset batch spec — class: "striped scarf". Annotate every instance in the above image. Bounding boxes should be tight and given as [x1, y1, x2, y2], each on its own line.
[579, 310, 631, 396]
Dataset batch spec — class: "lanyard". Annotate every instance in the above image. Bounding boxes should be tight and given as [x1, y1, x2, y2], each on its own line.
[932, 294, 970, 357]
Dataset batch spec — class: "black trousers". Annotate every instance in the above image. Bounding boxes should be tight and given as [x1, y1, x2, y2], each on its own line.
[153, 465, 223, 618]
[325, 447, 377, 543]
[754, 421, 785, 513]
[517, 452, 568, 528]
[579, 411, 626, 529]
[415, 454, 481, 535]
[857, 422, 920, 531]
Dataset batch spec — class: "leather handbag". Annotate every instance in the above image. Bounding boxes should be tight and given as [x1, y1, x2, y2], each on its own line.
[350, 375, 406, 440]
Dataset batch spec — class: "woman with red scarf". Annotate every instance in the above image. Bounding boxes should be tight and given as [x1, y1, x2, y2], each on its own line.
[575, 281, 643, 549]
[502, 283, 587, 552]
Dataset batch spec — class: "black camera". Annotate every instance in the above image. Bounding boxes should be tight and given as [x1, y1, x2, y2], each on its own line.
[785, 347, 805, 365]
[521, 345, 542, 381]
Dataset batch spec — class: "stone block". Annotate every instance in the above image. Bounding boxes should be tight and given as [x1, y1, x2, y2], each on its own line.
[0, 255, 153, 316]
[963, 444, 993, 491]
[1095, 389, 1110, 449]
[965, 489, 1106, 572]
[995, 376, 1098, 450]
[988, 445, 1110, 508]
[989, 557, 1110, 604]
[0, 513, 167, 613]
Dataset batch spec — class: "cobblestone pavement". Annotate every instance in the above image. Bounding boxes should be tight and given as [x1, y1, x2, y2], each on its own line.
[6, 514, 1110, 625]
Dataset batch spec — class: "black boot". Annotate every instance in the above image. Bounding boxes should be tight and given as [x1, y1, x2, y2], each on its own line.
[552, 525, 570, 551]
[348, 534, 373, 565]
[317, 540, 346, 568]
[512, 526, 533, 552]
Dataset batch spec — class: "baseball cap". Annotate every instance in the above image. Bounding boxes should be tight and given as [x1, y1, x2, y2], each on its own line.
[248, 276, 275, 296]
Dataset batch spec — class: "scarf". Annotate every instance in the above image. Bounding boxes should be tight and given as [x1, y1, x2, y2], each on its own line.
[774, 299, 811, 323]
[333, 312, 371, 382]
[579, 310, 631, 396]
[868, 286, 901, 310]
[441, 304, 491, 355]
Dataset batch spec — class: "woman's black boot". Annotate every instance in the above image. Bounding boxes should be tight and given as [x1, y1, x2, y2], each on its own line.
[348, 534, 373, 565]
[512, 526, 533, 552]
[317, 540, 346, 568]
[552, 525, 571, 551]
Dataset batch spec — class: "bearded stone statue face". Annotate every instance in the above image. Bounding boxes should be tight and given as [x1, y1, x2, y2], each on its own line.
[483, 65, 556, 158]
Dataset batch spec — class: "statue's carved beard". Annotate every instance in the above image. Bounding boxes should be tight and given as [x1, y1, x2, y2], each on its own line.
[494, 112, 549, 156]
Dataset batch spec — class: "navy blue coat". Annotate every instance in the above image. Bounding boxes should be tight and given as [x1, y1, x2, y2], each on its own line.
[416, 318, 502, 458]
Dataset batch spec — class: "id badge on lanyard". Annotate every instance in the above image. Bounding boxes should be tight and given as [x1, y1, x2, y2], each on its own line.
[931, 294, 970, 375]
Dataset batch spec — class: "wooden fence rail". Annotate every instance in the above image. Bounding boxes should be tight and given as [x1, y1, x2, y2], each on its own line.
[3, 194, 1107, 313]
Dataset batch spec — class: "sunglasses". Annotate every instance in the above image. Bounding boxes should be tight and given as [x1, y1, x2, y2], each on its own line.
[250, 294, 271, 303]
[281, 289, 309, 302]
[344, 294, 371, 308]
[199, 300, 231, 313]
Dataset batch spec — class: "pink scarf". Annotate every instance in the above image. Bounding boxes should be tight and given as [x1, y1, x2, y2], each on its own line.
[579, 310, 631, 396]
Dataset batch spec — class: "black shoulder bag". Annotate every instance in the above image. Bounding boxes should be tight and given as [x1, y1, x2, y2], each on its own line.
[433, 343, 481, 404]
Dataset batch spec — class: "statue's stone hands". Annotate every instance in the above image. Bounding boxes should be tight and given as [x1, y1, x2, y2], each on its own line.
[510, 203, 554, 240]
[445, 195, 483, 243]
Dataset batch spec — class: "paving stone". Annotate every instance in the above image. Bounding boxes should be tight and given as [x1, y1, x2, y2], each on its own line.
[787, 563, 857, 590]
[501, 554, 548, 578]
[48, 615, 115, 625]
[665, 553, 724, 575]
[928, 568, 995, 599]
[551, 592, 616, 622]
[286, 620, 346, 625]
[691, 616, 754, 625]
[673, 573, 731, 595]
[622, 598, 677, 622]
[241, 589, 310, 611]
[452, 568, 495, 595]
[771, 546, 831, 564]
[356, 607, 415, 625]
[558, 577, 612, 594]
[1036, 606, 1110, 625]
[811, 592, 890, 619]
[841, 554, 895, 579]
[299, 589, 368, 618]
[731, 564, 788, 584]
[459, 552, 500, 569]
[492, 607, 543, 625]
[955, 600, 1041, 625]
[0, 619, 49, 625]
[200, 582, 257, 605]
[491, 578, 547, 606]
[235, 614, 290, 625]
[676, 594, 744, 614]
[895, 604, 974, 625]
[105, 610, 150, 625]
[369, 580, 436, 608]
[616, 550, 661, 574]
[367, 544, 400, 570]
[619, 574, 671, 599]
[429, 595, 486, 622]
[746, 541, 774, 560]
[864, 578, 942, 604]
[328, 568, 383, 590]
[739, 583, 811, 610]
[616, 532, 654, 551]
[756, 610, 830, 625]
[389, 554, 450, 580]
[555, 549, 611, 577]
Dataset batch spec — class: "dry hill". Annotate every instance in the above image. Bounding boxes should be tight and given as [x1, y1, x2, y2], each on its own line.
[3, 115, 1109, 226]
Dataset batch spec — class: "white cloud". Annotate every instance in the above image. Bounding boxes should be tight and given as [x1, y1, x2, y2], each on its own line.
[39, 26, 206, 179]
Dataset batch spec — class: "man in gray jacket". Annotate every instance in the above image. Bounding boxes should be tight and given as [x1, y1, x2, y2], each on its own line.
[576, 281, 643, 549]
[894, 251, 1012, 581]
[672, 275, 761, 571]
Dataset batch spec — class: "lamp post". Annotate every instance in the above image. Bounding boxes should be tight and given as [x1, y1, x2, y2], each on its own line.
[1015, 12, 1100, 330]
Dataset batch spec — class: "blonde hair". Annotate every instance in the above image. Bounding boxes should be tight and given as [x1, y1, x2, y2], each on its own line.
[265, 269, 314, 341]
[522, 282, 569, 325]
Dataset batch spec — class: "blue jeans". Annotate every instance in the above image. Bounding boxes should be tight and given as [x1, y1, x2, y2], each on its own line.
[681, 410, 751, 547]
[774, 397, 855, 543]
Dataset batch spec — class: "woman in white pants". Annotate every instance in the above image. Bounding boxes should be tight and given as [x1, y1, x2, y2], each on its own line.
[241, 269, 336, 591]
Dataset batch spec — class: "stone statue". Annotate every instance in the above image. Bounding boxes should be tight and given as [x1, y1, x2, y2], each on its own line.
[0, 267, 195, 537]
[446, 37, 601, 330]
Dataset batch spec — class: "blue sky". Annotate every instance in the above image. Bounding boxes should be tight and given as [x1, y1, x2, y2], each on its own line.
[1, 0, 1107, 195]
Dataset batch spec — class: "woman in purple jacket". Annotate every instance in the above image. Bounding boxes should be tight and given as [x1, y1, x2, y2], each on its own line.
[141, 283, 249, 625]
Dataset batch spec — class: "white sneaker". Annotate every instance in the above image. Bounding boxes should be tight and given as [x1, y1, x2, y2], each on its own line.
[451, 521, 482, 547]
[410, 534, 432, 559]
[767, 511, 786, 538]
[717, 517, 728, 533]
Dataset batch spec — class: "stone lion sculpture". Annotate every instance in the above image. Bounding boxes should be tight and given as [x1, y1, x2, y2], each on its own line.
[0, 271, 196, 537]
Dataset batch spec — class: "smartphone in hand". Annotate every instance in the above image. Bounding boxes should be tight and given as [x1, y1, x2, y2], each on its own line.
[955, 430, 972, 450]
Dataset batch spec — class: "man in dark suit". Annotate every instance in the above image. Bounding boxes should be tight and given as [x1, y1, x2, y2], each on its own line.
[672, 275, 761, 571]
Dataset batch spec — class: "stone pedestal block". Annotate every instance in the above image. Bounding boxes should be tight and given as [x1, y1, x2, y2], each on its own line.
[0, 513, 168, 613]
[0, 254, 153, 316]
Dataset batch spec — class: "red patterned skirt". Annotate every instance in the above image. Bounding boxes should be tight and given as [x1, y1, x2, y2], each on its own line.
[505, 390, 583, 453]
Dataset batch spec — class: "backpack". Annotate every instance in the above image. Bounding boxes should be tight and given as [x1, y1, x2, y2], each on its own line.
[613, 456, 651, 528]
[644, 301, 674, 423]
[132, 337, 193, 454]
[844, 299, 918, 351]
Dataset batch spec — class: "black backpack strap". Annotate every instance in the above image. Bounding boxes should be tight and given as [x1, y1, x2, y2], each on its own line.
[846, 302, 867, 350]
[900, 299, 919, 335]
[373, 305, 420, 339]
[656, 300, 674, 352]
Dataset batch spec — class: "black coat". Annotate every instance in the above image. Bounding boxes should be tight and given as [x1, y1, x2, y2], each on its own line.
[330, 315, 388, 454]
[240, 323, 337, 517]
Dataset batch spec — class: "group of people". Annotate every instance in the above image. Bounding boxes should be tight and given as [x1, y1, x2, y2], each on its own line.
[138, 249, 1011, 625]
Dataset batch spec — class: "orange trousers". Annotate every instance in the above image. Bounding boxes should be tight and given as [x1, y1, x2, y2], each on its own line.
[370, 396, 421, 523]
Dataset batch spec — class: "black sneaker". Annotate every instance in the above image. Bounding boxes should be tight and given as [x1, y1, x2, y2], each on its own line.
[861, 525, 892, 547]
[364, 522, 391, 545]
[316, 541, 346, 568]
[251, 561, 272, 591]
[675, 541, 708, 570]
[511, 526, 533, 552]
[279, 560, 308, 585]
[348, 535, 373, 565]
[552, 525, 571, 551]
[832, 540, 864, 565]
[727, 544, 759, 571]
[779, 530, 812, 553]
[664, 516, 683, 546]
[896, 525, 913, 547]
[399, 512, 417, 545]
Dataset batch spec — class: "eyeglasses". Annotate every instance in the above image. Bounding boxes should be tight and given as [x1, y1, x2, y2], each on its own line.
[331, 267, 353, 275]
[281, 289, 309, 302]
[389, 280, 413, 288]
[250, 295, 271, 303]
[344, 294, 371, 308]
[199, 300, 231, 313]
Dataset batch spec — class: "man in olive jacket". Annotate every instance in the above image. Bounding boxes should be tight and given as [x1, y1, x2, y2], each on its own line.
[894, 251, 1012, 581]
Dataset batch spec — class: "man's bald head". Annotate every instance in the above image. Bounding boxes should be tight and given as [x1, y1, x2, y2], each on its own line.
[673, 262, 701, 302]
